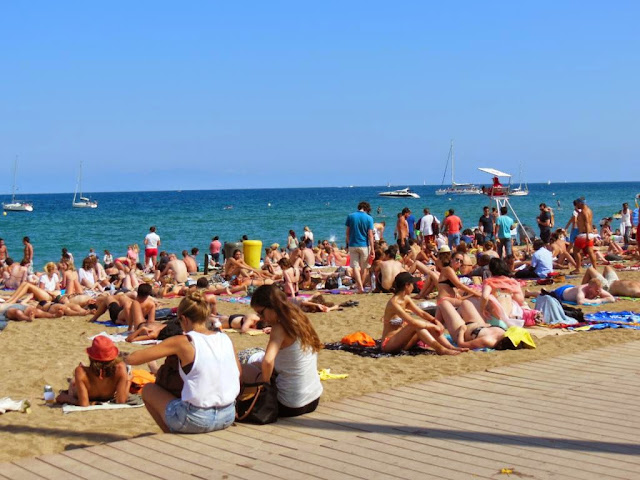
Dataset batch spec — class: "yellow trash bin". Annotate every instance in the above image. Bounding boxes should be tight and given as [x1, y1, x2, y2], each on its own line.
[243, 240, 263, 270]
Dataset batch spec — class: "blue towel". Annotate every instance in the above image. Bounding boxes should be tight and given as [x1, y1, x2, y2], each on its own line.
[534, 295, 579, 325]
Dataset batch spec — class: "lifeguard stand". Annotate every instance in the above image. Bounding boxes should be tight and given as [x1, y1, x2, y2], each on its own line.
[478, 167, 532, 245]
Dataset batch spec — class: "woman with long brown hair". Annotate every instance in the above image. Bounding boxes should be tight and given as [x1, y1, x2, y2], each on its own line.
[248, 284, 323, 417]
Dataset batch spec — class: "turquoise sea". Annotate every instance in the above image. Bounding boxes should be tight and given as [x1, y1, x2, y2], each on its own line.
[1, 182, 638, 268]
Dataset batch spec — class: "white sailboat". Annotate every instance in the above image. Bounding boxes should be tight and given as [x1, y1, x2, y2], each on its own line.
[510, 163, 529, 196]
[3, 157, 33, 212]
[435, 141, 482, 196]
[72, 161, 98, 209]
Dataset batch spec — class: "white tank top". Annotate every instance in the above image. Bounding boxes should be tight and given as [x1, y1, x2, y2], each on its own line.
[179, 331, 240, 408]
[274, 340, 323, 408]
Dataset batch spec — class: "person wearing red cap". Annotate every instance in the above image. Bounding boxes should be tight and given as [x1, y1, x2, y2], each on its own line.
[55, 336, 130, 406]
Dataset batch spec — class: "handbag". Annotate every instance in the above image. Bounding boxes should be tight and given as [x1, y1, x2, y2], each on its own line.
[235, 382, 279, 424]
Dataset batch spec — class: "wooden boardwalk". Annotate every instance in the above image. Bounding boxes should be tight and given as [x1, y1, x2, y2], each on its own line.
[3, 341, 640, 479]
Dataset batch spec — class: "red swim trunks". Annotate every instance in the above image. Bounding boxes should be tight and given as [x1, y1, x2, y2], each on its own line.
[145, 248, 158, 257]
[574, 235, 594, 252]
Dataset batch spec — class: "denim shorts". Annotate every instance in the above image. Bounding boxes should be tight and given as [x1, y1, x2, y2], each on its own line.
[165, 399, 235, 434]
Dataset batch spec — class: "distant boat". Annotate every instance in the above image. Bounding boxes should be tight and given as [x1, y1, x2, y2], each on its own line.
[547, 180, 551, 185]
[72, 161, 98, 209]
[3, 157, 33, 212]
[510, 163, 529, 196]
[378, 187, 420, 198]
[435, 141, 482, 196]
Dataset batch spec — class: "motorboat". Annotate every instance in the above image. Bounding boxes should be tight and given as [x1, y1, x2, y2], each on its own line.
[3, 157, 33, 212]
[435, 141, 482, 196]
[378, 187, 420, 198]
[72, 161, 98, 208]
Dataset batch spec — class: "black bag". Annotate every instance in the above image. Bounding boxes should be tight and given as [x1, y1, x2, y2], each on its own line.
[324, 276, 339, 290]
[235, 382, 279, 424]
[432, 220, 440, 236]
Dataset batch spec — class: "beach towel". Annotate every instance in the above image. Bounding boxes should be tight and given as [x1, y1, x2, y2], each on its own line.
[584, 311, 640, 325]
[92, 319, 127, 328]
[534, 295, 579, 325]
[61, 400, 144, 414]
[217, 295, 252, 305]
[88, 331, 159, 345]
[156, 307, 176, 320]
[324, 340, 437, 358]
[0, 397, 30, 414]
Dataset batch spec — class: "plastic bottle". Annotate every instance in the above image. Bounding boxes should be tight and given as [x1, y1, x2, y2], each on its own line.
[370, 273, 377, 291]
[43, 385, 55, 405]
[337, 276, 343, 289]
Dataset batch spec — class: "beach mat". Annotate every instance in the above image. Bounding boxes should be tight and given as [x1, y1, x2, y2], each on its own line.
[88, 331, 159, 345]
[324, 340, 437, 358]
[62, 401, 144, 414]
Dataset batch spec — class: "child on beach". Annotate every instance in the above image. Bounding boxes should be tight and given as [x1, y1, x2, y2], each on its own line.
[55, 336, 131, 406]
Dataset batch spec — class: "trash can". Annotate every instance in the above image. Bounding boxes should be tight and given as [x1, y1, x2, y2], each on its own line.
[223, 242, 244, 263]
[243, 240, 263, 269]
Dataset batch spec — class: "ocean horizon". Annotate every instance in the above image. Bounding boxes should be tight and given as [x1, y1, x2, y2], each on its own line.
[1, 181, 638, 269]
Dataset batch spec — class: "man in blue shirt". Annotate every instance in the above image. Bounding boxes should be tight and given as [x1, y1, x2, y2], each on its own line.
[515, 239, 553, 279]
[494, 206, 515, 258]
[345, 201, 375, 293]
[406, 208, 416, 240]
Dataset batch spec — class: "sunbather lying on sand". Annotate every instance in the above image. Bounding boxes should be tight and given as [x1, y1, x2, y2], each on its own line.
[582, 266, 640, 297]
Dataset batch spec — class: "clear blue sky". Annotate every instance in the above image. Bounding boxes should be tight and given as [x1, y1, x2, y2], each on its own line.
[1, 1, 638, 193]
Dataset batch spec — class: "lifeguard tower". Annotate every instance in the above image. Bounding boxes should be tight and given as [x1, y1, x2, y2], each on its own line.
[478, 167, 532, 245]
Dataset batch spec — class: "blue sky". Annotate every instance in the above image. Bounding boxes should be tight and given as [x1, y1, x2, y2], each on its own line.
[1, 1, 638, 193]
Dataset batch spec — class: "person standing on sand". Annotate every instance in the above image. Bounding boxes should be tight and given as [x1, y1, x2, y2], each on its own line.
[144, 226, 161, 270]
[345, 201, 375, 293]
[418, 208, 438, 245]
[621, 202, 633, 249]
[0, 238, 8, 266]
[572, 197, 598, 274]
[478, 206, 495, 244]
[22, 236, 33, 274]
[443, 209, 463, 248]
[396, 208, 410, 248]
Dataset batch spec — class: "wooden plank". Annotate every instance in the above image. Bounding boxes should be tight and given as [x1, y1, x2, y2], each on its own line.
[35, 453, 118, 480]
[341, 395, 636, 480]
[89, 444, 197, 480]
[63, 449, 160, 480]
[0, 464, 44, 480]
[330, 395, 640, 476]
[107, 439, 209, 476]
[130, 436, 277, 480]
[9, 459, 84, 480]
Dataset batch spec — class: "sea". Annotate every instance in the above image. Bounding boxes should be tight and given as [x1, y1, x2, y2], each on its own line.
[1, 182, 638, 268]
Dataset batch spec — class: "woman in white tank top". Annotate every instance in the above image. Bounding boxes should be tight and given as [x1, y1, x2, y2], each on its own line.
[247, 284, 323, 417]
[126, 291, 240, 433]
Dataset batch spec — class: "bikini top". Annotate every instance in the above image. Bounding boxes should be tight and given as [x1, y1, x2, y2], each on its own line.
[438, 278, 456, 288]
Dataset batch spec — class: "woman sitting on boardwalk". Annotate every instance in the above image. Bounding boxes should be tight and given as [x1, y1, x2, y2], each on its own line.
[381, 272, 465, 356]
[245, 284, 324, 417]
[126, 291, 240, 433]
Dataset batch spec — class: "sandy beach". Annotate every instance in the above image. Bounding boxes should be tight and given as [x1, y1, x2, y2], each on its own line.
[1, 269, 640, 463]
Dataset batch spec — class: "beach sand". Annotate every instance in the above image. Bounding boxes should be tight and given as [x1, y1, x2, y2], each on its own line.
[1, 271, 640, 462]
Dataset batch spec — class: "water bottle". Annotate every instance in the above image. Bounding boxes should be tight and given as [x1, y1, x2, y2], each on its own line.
[370, 273, 377, 291]
[109, 283, 116, 294]
[337, 276, 343, 288]
[43, 385, 55, 405]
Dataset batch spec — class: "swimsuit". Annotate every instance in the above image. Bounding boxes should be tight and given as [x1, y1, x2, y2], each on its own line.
[550, 285, 572, 301]
[108, 302, 124, 322]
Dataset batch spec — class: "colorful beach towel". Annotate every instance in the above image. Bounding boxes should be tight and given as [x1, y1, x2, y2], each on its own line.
[217, 295, 252, 305]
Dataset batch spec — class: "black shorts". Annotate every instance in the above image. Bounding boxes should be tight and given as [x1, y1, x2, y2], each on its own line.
[108, 302, 124, 322]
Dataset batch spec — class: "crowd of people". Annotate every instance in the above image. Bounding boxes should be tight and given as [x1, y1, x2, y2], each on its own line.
[1, 196, 639, 435]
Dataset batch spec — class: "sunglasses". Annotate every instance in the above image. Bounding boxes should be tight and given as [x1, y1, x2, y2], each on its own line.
[255, 306, 269, 318]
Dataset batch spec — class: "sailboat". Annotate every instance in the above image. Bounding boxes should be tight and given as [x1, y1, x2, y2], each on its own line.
[435, 141, 482, 196]
[72, 161, 98, 209]
[510, 163, 529, 196]
[3, 157, 33, 212]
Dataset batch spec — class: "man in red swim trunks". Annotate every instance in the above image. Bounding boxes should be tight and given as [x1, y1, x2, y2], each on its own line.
[144, 226, 161, 270]
[572, 197, 598, 275]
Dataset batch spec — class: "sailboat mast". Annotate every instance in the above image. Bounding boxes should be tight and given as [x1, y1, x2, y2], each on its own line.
[450, 140, 455, 185]
[11, 157, 18, 202]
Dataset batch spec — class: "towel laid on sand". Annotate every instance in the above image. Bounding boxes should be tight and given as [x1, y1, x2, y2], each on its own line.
[88, 331, 159, 345]
[217, 296, 252, 305]
[62, 401, 144, 414]
[0, 397, 30, 414]
[324, 340, 437, 358]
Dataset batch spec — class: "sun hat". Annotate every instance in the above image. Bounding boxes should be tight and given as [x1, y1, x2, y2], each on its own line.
[86, 336, 119, 362]
[438, 245, 451, 254]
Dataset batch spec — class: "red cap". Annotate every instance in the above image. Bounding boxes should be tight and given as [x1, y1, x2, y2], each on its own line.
[86, 336, 119, 362]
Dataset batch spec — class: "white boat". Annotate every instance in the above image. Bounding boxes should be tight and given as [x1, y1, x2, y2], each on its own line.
[3, 158, 33, 212]
[510, 164, 529, 196]
[378, 187, 420, 198]
[72, 161, 98, 209]
[435, 141, 482, 196]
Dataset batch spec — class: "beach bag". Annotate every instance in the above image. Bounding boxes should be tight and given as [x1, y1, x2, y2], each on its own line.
[130, 370, 156, 394]
[235, 382, 279, 424]
[432, 220, 440, 236]
[341, 331, 376, 347]
[154, 355, 183, 398]
[324, 277, 339, 290]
